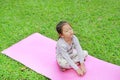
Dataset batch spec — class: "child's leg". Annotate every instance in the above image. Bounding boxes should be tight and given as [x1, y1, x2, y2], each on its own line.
[83, 50, 88, 61]
[79, 50, 88, 73]
[71, 50, 80, 65]
[56, 54, 71, 71]
[72, 50, 88, 66]
[70, 50, 88, 74]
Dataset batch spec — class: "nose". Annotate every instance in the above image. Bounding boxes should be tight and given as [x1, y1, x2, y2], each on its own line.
[70, 30, 73, 35]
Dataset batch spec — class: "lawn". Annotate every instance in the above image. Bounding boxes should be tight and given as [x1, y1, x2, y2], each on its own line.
[0, 0, 120, 80]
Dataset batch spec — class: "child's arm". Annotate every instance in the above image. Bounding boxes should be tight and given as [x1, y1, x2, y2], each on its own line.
[73, 35, 84, 63]
[73, 36, 87, 74]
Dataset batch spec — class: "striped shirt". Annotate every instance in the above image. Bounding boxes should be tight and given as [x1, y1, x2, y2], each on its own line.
[56, 35, 84, 70]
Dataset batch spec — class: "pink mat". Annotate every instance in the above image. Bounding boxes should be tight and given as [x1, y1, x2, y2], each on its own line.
[2, 33, 120, 80]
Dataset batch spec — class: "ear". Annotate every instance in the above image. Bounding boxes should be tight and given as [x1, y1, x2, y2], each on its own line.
[59, 34, 64, 38]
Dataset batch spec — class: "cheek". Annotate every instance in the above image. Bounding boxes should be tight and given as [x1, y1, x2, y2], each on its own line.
[63, 33, 69, 37]
[70, 31, 73, 35]
[66, 33, 70, 36]
[71, 30, 73, 33]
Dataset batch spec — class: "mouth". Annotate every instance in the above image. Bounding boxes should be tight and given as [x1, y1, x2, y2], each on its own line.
[70, 34, 73, 37]
[71, 33, 73, 36]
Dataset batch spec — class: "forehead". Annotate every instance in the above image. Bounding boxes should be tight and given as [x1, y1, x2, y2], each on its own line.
[62, 24, 71, 30]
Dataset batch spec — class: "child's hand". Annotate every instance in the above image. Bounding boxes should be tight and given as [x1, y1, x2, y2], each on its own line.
[80, 63, 86, 73]
[76, 68, 83, 76]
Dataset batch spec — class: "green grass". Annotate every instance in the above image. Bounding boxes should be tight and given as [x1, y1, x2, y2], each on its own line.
[0, 0, 120, 80]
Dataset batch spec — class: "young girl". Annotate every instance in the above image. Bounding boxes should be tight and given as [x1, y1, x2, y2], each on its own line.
[56, 21, 88, 76]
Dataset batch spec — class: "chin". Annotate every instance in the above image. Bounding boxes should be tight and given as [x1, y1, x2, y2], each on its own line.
[71, 35, 73, 37]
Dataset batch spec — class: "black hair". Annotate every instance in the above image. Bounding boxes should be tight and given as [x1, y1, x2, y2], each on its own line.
[56, 21, 69, 38]
[56, 21, 70, 34]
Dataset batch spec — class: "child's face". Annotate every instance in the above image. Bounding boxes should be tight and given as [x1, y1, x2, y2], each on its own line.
[60, 24, 74, 39]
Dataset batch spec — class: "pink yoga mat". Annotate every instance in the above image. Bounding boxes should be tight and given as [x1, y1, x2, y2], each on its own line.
[2, 33, 120, 80]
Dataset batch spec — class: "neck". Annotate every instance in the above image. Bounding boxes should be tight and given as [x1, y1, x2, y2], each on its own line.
[64, 37, 72, 45]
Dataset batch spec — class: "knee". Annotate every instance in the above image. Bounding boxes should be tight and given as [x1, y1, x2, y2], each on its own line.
[57, 59, 68, 67]
[83, 50, 88, 57]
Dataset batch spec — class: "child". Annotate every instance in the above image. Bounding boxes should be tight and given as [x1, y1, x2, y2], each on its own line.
[56, 21, 88, 76]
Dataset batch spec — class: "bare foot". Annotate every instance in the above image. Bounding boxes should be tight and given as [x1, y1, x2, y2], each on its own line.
[61, 68, 66, 72]
[60, 67, 67, 72]
[76, 68, 84, 76]
[81, 63, 86, 73]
